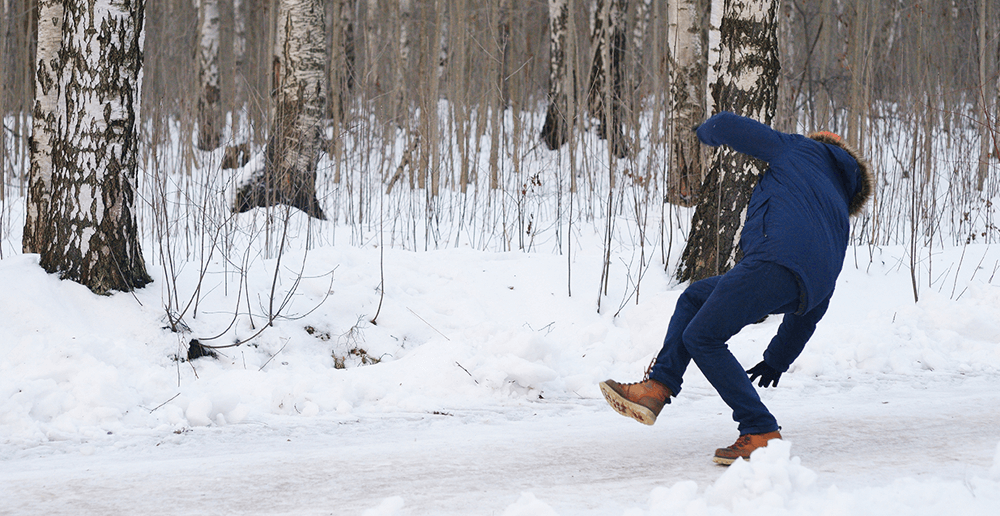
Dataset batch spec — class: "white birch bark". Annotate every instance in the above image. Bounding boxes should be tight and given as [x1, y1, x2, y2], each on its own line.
[587, 0, 629, 157]
[24, 0, 63, 254]
[541, 0, 572, 150]
[666, 0, 710, 205]
[395, 0, 413, 119]
[233, 0, 247, 111]
[28, 0, 150, 293]
[678, 0, 780, 282]
[197, 0, 222, 150]
[631, 0, 650, 56]
[234, 0, 327, 219]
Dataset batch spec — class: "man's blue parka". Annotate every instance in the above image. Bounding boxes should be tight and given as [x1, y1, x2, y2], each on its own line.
[696, 112, 872, 315]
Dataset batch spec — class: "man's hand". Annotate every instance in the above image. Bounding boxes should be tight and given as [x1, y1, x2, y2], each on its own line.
[746, 360, 781, 388]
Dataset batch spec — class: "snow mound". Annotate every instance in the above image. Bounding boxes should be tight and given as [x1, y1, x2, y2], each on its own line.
[361, 497, 405, 516]
[502, 492, 560, 516]
[706, 439, 818, 510]
[632, 440, 1000, 516]
[991, 440, 1000, 481]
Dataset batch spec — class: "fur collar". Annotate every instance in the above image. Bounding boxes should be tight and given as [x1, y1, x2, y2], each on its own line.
[808, 132, 873, 216]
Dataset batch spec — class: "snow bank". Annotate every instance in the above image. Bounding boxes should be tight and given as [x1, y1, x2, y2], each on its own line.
[362, 497, 405, 516]
[3, 243, 1000, 448]
[3, 235, 1000, 514]
[502, 492, 561, 516]
[625, 440, 1000, 516]
[992, 440, 1000, 481]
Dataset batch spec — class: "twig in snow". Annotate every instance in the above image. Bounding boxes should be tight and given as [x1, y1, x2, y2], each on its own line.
[258, 339, 290, 371]
[149, 393, 181, 413]
[408, 307, 450, 341]
[455, 362, 478, 384]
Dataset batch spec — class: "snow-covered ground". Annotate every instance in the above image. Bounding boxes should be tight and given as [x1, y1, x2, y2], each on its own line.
[2, 203, 1000, 515]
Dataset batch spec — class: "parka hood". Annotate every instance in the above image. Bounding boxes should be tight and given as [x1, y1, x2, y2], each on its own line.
[808, 132, 873, 216]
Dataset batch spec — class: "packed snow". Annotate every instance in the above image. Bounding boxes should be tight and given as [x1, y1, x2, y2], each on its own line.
[2, 193, 999, 515]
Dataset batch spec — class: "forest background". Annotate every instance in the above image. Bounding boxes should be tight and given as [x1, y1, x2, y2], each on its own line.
[1, 4, 1000, 512]
[0, 0, 998, 302]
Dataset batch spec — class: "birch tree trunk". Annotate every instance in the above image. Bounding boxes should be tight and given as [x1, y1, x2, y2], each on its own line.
[328, 0, 355, 122]
[666, 0, 710, 206]
[540, 0, 573, 151]
[26, 0, 151, 294]
[234, 0, 327, 219]
[196, 0, 222, 150]
[395, 0, 413, 124]
[587, 0, 629, 158]
[233, 0, 247, 108]
[976, 0, 993, 191]
[677, 0, 780, 283]
[23, 0, 62, 255]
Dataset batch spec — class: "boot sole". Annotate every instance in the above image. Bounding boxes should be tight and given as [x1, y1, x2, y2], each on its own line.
[599, 381, 657, 425]
[711, 455, 743, 466]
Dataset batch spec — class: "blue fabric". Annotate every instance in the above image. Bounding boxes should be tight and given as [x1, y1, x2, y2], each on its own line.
[696, 111, 863, 313]
[649, 259, 811, 435]
[645, 112, 859, 434]
[648, 260, 831, 434]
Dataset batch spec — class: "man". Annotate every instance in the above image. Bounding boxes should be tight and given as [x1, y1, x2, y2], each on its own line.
[600, 111, 872, 465]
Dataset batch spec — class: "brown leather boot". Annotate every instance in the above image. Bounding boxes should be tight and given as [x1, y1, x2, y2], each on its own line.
[599, 378, 672, 425]
[712, 430, 782, 465]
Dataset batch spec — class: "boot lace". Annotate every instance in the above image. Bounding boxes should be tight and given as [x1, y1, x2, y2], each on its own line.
[643, 357, 656, 381]
[620, 357, 658, 386]
[732, 435, 752, 450]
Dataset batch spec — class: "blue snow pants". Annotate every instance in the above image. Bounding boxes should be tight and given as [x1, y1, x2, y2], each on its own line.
[648, 259, 823, 435]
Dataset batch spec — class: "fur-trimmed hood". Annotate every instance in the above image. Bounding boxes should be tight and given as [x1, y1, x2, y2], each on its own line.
[807, 132, 873, 217]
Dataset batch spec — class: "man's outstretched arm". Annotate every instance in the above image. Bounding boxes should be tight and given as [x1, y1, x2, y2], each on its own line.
[696, 111, 790, 163]
[760, 293, 832, 378]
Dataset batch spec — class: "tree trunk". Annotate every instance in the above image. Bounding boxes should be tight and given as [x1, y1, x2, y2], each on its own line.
[587, 0, 629, 158]
[234, 0, 327, 219]
[26, 0, 151, 294]
[232, 0, 247, 133]
[976, 0, 992, 191]
[497, 0, 512, 108]
[0, 0, 8, 196]
[196, 0, 222, 150]
[677, 0, 780, 283]
[540, 0, 573, 151]
[395, 0, 413, 125]
[814, 0, 834, 129]
[488, 0, 510, 190]
[666, 0, 710, 206]
[24, 0, 62, 255]
[328, 0, 355, 122]
[846, 0, 867, 150]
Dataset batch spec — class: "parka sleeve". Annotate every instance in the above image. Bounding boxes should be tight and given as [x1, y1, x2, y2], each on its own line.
[696, 111, 789, 163]
[762, 293, 832, 372]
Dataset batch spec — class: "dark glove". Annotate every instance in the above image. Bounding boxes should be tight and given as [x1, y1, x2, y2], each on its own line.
[746, 360, 781, 388]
